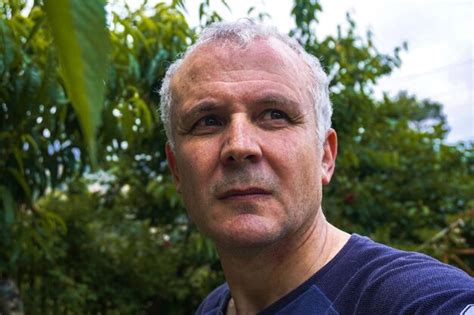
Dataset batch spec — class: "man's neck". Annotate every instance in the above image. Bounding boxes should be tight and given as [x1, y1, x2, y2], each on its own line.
[217, 211, 350, 314]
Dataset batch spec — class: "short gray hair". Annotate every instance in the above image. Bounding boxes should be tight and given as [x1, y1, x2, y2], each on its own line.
[159, 19, 332, 148]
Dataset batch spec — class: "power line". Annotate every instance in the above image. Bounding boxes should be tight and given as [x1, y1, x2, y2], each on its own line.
[374, 1, 473, 6]
[387, 59, 473, 82]
[378, 86, 473, 102]
[429, 86, 474, 99]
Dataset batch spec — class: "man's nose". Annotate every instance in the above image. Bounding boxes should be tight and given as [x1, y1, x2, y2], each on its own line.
[220, 116, 262, 165]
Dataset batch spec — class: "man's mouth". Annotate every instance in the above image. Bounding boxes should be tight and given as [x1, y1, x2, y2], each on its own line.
[217, 187, 272, 200]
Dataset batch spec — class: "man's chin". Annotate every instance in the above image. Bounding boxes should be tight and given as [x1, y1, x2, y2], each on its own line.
[207, 215, 287, 252]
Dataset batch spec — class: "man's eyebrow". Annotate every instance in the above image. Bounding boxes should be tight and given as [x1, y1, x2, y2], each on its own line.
[180, 102, 220, 123]
[179, 94, 300, 124]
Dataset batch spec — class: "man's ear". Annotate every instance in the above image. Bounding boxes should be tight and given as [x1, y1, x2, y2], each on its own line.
[321, 128, 337, 185]
[165, 142, 181, 193]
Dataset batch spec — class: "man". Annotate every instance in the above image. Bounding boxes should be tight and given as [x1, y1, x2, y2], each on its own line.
[160, 20, 474, 314]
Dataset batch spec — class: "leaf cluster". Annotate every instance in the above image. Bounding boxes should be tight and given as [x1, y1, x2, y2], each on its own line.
[1, 0, 472, 313]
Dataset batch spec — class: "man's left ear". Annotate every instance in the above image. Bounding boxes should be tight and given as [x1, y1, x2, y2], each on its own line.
[321, 128, 337, 185]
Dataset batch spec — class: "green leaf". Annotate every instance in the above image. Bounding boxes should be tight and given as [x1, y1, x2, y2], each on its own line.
[44, 0, 110, 167]
[21, 134, 40, 152]
[172, 0, 186, 10]
[13, 147, 25, 174]
[0, 186, 15, 227]
[132, 95, 153, 131]
[0, 19, 15, 76]
[7, 167, 32, 202]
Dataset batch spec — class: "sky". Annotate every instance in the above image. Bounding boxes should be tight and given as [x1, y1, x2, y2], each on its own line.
[128, 0, 474, 143]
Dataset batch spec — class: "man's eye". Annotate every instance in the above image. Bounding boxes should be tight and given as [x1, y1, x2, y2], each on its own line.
[194, 115, 223, 128]
[262, 109, 288, 121]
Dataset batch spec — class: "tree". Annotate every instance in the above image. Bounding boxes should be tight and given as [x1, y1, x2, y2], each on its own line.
[290, 3, 473, 268]
[1, 0, 472, 313]
[2, 0, 230, 312]
[0, 0, 111, 311]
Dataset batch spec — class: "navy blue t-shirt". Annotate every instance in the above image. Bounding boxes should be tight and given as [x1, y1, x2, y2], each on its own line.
[196, 234, 474, 314]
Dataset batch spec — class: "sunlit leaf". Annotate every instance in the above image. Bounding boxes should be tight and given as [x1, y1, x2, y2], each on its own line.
[44, 0, 110, 167]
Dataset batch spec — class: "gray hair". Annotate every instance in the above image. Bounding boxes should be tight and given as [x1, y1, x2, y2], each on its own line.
[159, 19, 332, 148]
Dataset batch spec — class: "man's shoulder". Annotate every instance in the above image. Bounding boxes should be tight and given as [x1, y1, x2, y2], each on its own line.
[340, 234, 472, 281]
[322, 234, 474, 314]
[195, 235, 474, 314]
[195, 282, 230, 315]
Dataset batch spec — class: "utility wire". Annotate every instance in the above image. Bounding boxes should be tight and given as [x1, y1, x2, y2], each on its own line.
[388, 59, 473, 82]
[429, 86, 474, 99]
[375, 1, 472, 6]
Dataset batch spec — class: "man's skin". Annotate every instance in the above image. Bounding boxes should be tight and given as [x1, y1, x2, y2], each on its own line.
[165, 37, 350, 314]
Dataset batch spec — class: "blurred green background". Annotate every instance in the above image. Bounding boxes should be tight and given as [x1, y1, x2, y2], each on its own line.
[1, 0, 472, 313]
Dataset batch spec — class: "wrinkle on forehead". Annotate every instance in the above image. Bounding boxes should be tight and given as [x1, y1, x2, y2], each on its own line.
[171, 37, 313, 102]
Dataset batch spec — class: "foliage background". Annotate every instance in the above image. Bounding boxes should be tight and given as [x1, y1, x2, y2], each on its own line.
[0, 0, 472, 313]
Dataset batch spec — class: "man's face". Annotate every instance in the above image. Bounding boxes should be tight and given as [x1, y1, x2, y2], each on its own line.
[166, 37, 336, 250]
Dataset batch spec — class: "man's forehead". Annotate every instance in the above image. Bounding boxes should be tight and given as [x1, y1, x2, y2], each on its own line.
[171, 37, 304, 86]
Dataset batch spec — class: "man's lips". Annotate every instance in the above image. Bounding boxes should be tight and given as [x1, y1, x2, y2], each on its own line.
[217, 187, 272, 200]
